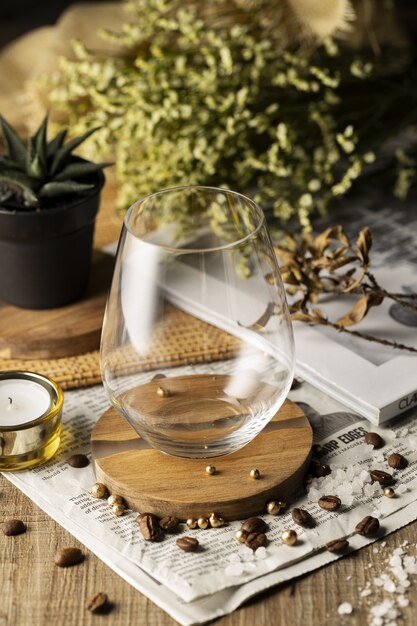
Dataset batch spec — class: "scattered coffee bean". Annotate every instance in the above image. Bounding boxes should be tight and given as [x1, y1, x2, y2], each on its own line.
[176, 536, 199, 552]
[152, 373, 166, 380]
[2, 519, 26, 536]
[355, 515, 380, 537]
[249, 468, 260, 479]
[388, 453, 408, 470]
[364, 432, 385, 449]
[245, 532, 267, 551]
[326, 538, 349, 554]
[312, 444, 324, 458]
[85, 592, 111, 614]
[54, 547, 85, 568]
[318, 495, 341, 511]
[310, 459, 331, 478]
[303, 474, 314, 485]
[291, 508, 315, 528]
[139, 513, 162, 542]
[241, 517, 267, 534]
[159, 516, 179, 531]
[67, 453, 90, 468]
[369, 469, 394, 485]
[290, 377, 303, 390]
[384, 487, 396, 498]
[157, 386, 170, 397]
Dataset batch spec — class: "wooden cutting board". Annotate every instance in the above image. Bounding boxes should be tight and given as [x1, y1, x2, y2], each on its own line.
[0, 252, 114, 359]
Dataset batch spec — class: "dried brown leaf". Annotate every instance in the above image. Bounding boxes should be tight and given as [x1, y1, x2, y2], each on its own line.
[291, 311, 313, 322]
[336, 293, 384, 327]
[356, 227, 372, 266]
[313, 226, 349, 257]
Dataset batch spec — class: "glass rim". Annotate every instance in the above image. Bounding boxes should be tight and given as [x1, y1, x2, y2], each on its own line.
[124, 185, 266, 254]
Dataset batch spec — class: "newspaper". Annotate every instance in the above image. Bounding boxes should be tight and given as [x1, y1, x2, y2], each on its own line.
[3, 371, 417, 624]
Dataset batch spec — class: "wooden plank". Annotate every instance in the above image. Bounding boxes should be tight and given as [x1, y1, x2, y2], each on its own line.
[2, 474, 417, 626]
[0, 252, 114, 359]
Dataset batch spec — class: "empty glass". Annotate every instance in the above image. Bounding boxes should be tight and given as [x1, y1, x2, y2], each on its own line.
[100, 186, 294, 458]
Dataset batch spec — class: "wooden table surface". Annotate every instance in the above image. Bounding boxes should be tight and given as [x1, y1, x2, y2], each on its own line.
[1, 184, 417, 624]
[1, 473, 417, 626]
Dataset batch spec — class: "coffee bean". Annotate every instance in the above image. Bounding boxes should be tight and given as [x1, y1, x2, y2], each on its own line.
[312, 444, 324, 458]
[85, 592, 112, 614]
[159, 516, 179, 531]
[67, 453, 90, 468]
[245, 532, 267, 551]
[364, 432, 385, 449]
[310, 459, 331, 478]
[139, 513, 162, 541]
[54, 547, 85, 567]
[176, 536, 199, 552]
[291, 377, 302, 390]
[326, 538, 349, 554]
[291, 508, 315, 528]
[355, 515, 380, 537]
[388, 453, 408, 470]
[2, 519, 26, 536]
[369, 469, 394, 485]
[241, 517, 267, 534]
[318, 495, 341, 511]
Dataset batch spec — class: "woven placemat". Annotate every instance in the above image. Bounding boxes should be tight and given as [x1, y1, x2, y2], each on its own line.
[0, 181, 239, 389]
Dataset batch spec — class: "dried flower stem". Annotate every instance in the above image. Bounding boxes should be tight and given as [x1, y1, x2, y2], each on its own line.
[315, 316, 417, 354]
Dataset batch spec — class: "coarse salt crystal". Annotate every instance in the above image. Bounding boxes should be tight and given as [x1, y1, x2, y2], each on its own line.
[225, 562, 244, 576]
[383, 579, 396, 593]
[255, 546, 267, 559]
[396, 484, 408, 494]
[397, 595, 409, 607]
[308, 488, 321, 502]
[360, 589, 372, 597]
[338, 602, 353, 615]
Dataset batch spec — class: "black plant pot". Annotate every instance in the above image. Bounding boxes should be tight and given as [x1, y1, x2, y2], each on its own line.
[0, 170, 105, 309]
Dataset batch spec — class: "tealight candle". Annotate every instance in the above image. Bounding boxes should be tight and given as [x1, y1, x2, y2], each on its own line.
[0, 371, 63, 471]
[0, 378, 52, 427]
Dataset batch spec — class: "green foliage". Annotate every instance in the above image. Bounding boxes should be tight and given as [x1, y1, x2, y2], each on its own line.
[43, 0, 414, 228]
[0, 115, 110, 209]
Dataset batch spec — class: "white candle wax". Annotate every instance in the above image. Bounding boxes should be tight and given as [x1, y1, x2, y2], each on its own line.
[0, 379, 52, 427]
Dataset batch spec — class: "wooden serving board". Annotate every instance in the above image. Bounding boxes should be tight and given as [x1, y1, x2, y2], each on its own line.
[91, 398, 312, 521]
[0, 252, 114, 360]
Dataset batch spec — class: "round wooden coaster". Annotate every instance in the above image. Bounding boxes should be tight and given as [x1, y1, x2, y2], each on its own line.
[91, 399, 312, 521]
[0, 252, 114, 359]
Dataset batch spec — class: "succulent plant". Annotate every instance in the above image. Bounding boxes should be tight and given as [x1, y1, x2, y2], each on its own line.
[0, 115, 110, 209]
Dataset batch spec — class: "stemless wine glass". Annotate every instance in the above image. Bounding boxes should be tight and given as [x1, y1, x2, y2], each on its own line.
[100, 186, 294, 458]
